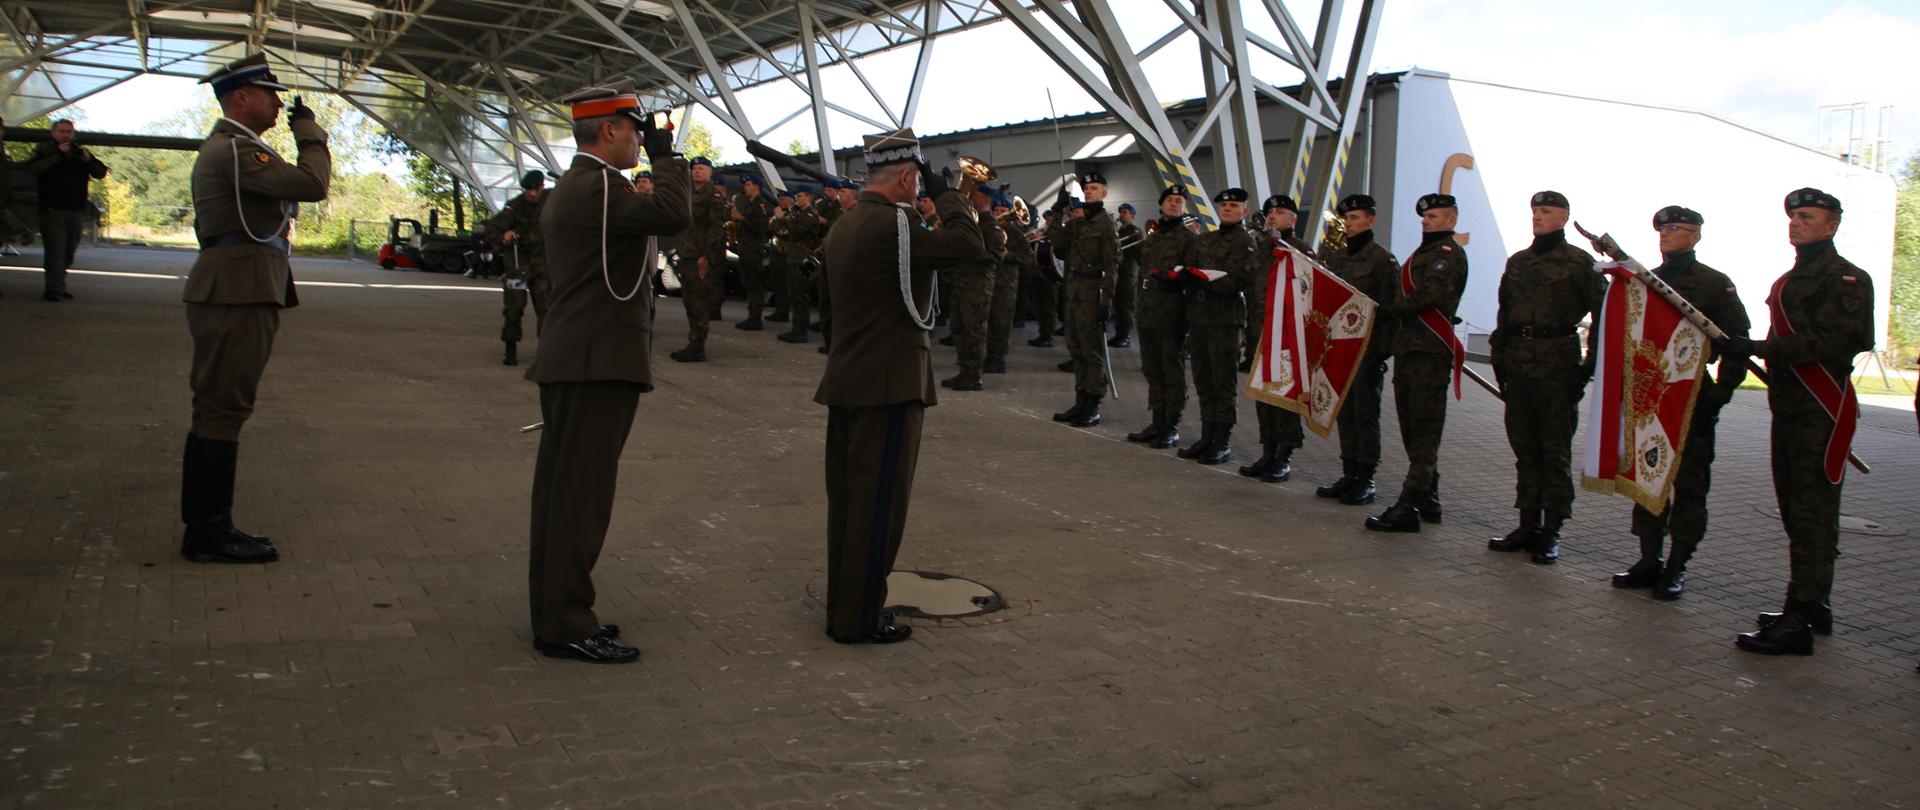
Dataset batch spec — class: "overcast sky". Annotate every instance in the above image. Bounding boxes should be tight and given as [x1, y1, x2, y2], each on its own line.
[69, 0, 1920, 174]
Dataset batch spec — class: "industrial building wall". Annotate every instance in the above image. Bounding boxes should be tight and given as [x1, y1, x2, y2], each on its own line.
[1384, 71, 1898, 352]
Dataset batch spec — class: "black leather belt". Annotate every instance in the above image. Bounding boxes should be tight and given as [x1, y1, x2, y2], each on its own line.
[200, 232, 290, 253]
[1510, 324, 1575, 339]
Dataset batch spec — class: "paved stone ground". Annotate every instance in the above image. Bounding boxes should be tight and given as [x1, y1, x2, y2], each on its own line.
[1, 246, 1915, 810]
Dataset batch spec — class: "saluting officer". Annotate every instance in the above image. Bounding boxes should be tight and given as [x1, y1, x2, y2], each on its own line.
[1486, 191, 1603, 565]
[524, 82, 689, 663]
[672, 157, 727, 362]
[1366, 193, 1468, 533]
[1051, 172, 1120, 427]
[1110, 202, 1142, 348]
[731, 174, 775, 331]
[1610, 206, 1748, 600]
[1239, 194, 1308, 482]
[984, 191, 1031, 375]
[1124, 186, 1200, 449]
[1314, 194, 1398, 506]
[1724, 188, 1874, 656]
[178, 54, 330, 564]
[490, 170, 550, 367]
[1177, 188, 1260, 466]
[816, 130, 985, 644]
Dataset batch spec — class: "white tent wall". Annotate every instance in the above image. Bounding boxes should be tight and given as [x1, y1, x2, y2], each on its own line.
[1386, 71, 1898, 355]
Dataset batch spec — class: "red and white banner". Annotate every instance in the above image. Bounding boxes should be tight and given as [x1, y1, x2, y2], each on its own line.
[1244, 245, 1378, 437]
[1580, 262, 1709, 514]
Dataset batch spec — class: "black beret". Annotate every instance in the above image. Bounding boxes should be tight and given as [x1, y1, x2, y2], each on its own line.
[1530, 190, 1570, 209]
[520, 170, 547, 189]
[1415, 193, 1457, 213]
[1080, 170, 1107, 186]
[1336, 194, 1376, 214]
[1784, 187, 1842, 215]
[1652, 205, 1703, 228]
[1213, 187, 1249, 204]
[1157, 185, 1185, 204]
[1262, 194, 1298, 214]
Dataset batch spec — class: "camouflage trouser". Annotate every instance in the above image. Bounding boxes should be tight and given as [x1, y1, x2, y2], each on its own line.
[1338, 359, 1387, 466]
[1255, 402, 1303, 449]
[1771, 409, 1843, 603]
[986, 262, 1020, 362]
[785, 253, 813, 333]
[677, 255, 713, 348]
[1189, 324, 1241, 425]
[1025, 267, 1057, 339]
[739, 242, 767, 318]
[1112, 259, 1139, 339]
[1064, 278, 1108, 395]
[768, 252, 790, 315]
[938, 272, 955, 328]
[501, 275, 550, 343]
[1501, 373, 1581, 515]
[1393, 351, 1452, 494]
[1138, 324, 1187, 416]
[1631, 403, 1721, 548]
[953, 266, 996, 372]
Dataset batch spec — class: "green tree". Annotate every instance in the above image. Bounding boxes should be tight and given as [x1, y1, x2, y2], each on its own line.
[785, 138, 809, 155]
[1890, 150, 1920, 367]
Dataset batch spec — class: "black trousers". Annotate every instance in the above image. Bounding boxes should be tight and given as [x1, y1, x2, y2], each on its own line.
[825, 403, 925, 639]
[529, 380, 642, 643]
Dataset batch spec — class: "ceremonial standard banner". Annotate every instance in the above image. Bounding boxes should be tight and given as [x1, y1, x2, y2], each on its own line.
[1243, 244, 1377, 437]
[1579, 262, 1709, 514]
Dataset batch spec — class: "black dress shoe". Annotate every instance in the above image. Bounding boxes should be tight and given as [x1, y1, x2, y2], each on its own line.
[1736, 612, 1814, 656]
[831, 613, 913, 645]
[1028, 337, 1055, 348]
[1107, 334, 1130, 348]
[44, 292, 63, 302]
[534, 624, 620, 649]
[982, 358, 1007, 374]
[539, 635, 641, 663]
[181, 525, 279, 564]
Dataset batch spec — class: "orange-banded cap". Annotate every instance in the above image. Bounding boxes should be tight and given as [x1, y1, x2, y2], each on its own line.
[561, 80, 647, 125]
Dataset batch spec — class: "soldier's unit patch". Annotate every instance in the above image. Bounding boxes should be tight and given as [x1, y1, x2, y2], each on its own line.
[1839, 275, 1858, 285]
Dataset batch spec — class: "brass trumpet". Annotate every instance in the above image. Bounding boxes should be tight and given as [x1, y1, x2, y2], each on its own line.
[994, 195, 1032, 226]
[956, 154, 996, 197]
[1321, 209, 1348, 252]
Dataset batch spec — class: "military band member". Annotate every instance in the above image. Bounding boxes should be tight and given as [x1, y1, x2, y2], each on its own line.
[1051, 173, 1120, 427]
[1125, 187, 1200, 449]
[1315, 194, 1398, 505]
[1366, 194, 1468, 533]
[1239, 194, 1308, 482]
[985, 192, 1031, 374]
[1610, 206, 1748, 600]
[731, 174, 775, 331]
[1110, 202, 1142, 348]
[812, 180, 847, 354]
[1027, 209, 1062, 348]
[1176, 188, 1260, 465]
[817, 129, 985, 644]
[778, 185, 825, 344]
[525, 83, 689, 663]
[1724, 188, 1873, 656]
[1486, 191, 1602, 564]
[672, 157, 727, 362]
[768, 187, 796, 322]
[942, 182, 1007, 391]
[490, 170, 550, 367]
[178, 54, 330, 564]
[634, 170, 654, 195]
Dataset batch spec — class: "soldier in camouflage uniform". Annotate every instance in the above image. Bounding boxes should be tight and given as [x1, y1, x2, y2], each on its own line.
[1027, 209, 1062, 348]
[1610, 206, 1748, 600]
[1730, 188, 1874, 656]
[1176, 187, 1260, 466]
[490, 170, 550, 367]
[986, 192, 1031, 374]
[777, 185, 824, 345]
[1366, 193, 1468, 533]
[767, 188, 795, 323]
[730, 175, 775, 331]
[1239, 194, 1308, 482]
[1315, 194, 1398, 506]
[1110, 202, 1142, 348]
[1485, 191, 1603, 565]
[1051, 173, 1119, 427]
[811, 181, 846, 354]
[942, 183, 1008, 391]
[672, 157, 728, 362]
[1125, 186, 1199, 449]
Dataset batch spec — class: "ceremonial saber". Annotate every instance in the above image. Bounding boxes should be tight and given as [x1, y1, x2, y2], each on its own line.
[1463, 365, 1502, 401]
[521, 422, 543, 433]
[1574, 222, 1868, 474]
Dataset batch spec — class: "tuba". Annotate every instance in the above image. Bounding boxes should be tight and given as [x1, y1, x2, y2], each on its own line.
[1321, 209, 1347, 252]
[956, 154, 997, 197]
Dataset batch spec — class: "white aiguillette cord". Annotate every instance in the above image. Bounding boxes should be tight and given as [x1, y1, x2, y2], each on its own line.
[891, 201, 937, 331]
[218, 116, 292, 251]
[576, 152, 650, 303]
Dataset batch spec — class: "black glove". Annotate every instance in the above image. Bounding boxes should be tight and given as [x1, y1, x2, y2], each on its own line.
[1570, 363, 1594, 399]
[1096, 304, 1111, 324]
[1054, 188, 1071, 212]
[287, 96, 315, 123]
[1372, 359, 1389, 378]
[1716, 334, 1755, 364]
[640, 112, 675, 162]
[1494, 365, 1506, 392]
[917, 159, 948, 197]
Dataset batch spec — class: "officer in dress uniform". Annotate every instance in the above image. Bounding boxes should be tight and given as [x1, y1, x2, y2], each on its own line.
[1051, 172, 1120, 427]
[177, 54, 330, 564]
[1722, 188, 1874, 656]
[1176, 187, 1260, 466]
[524, 82, 689, 663]
[1314, 194, 1398, 506]
[1609, 206, 1748, 600]
[1485, 191, 1603, 565]
[1110, 202, 1142, 348]
[985, 191, 1031, 374]
[1366, 193, 1468, 533]
[1125, 186, 1200, 449]
[1239, 194, 1308, 482]
[817, 130, 985, 644]
[489, 170, 550, 366]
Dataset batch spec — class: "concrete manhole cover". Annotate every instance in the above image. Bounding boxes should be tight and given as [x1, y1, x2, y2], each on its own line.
[884, 570, 1004, 619]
